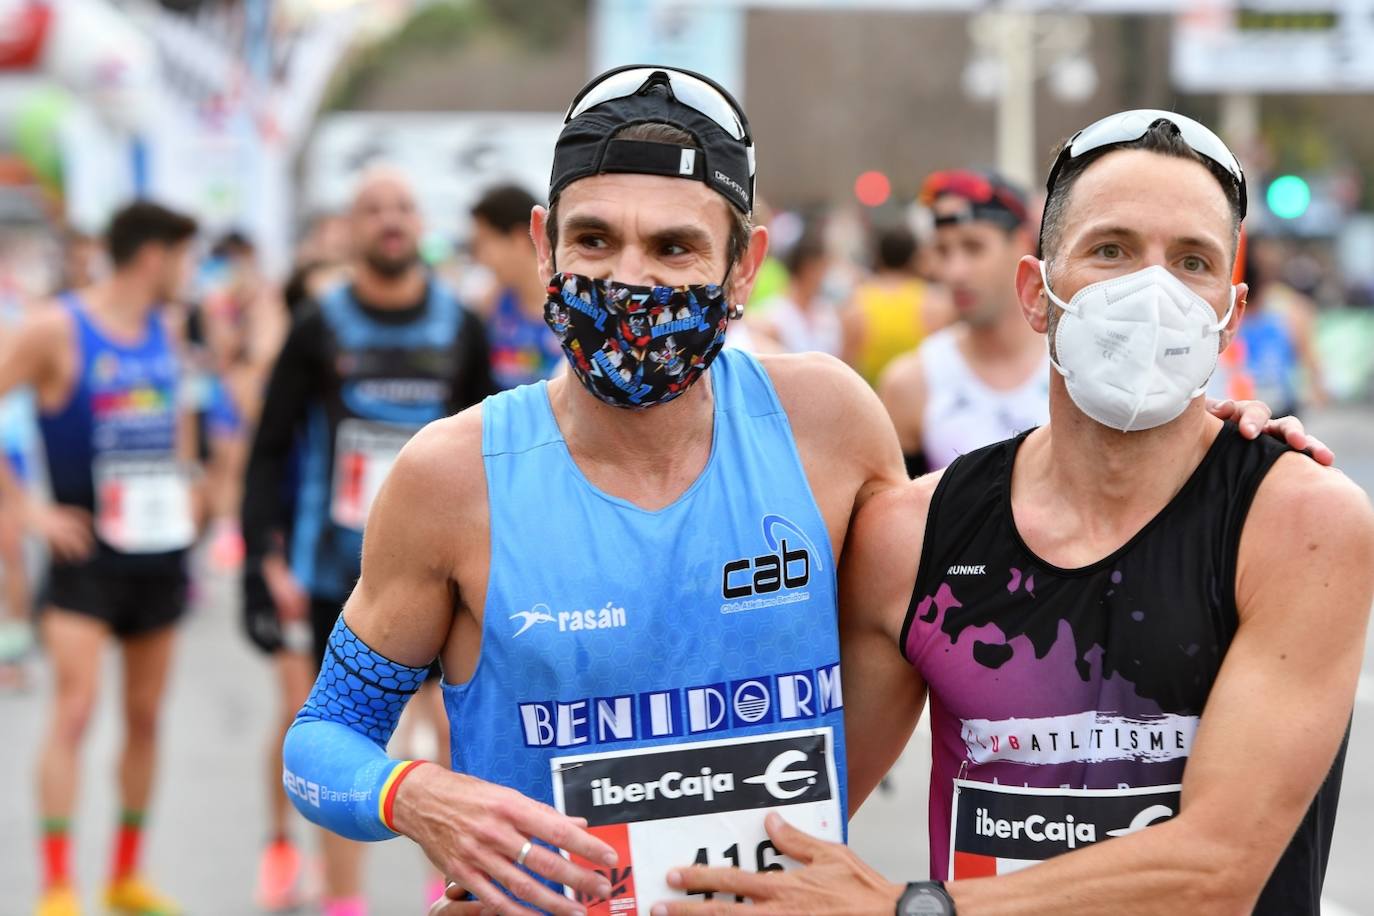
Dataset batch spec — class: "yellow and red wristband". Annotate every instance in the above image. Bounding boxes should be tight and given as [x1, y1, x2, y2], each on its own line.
[379, 759, 427, 834]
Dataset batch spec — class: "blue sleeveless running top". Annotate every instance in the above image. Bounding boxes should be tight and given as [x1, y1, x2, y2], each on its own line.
[290, 281, 464, 601]
[38, 293, 183, 568]
[39, 293, 179, 512]
[1238, 309, 1299, 412]
[487, 288, 562, 391]
[447, 348, 845, 901]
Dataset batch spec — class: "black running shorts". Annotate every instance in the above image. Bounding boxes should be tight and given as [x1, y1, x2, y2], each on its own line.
[44, 557, 188, 638]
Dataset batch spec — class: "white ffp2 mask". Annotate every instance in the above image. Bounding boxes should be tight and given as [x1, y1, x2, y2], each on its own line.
[1042, 261, 1235, 433]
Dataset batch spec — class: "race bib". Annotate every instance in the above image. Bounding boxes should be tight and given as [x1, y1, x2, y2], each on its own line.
[553, 728, 842, 916]
[94, 454, 195, 554]
[948, 779, 1181, 879]
[329, 419, 415, 531]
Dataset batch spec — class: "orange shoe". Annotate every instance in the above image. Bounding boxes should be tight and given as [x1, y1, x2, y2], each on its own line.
[255, 839, 305, 911]
[34, 885, 81, 916]
[103, 876, 181, 915]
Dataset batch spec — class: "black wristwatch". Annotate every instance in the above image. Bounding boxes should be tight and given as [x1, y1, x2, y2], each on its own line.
[895, 881, 957, 916]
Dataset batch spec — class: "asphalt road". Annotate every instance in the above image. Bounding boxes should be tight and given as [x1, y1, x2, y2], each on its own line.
[3, 407, 1372, 915]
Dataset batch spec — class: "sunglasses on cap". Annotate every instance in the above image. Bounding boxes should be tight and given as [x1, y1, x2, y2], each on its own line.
[1044, 109, 1247, 219]
[566, 65, 754, 148]
[920, 169, 1028, 225]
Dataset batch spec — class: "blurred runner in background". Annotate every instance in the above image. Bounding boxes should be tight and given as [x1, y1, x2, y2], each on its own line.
[0, 231, 47, 692]
[242, 166, 493, 915]
[1241, 235, 1330, 417]
[749, 230, 847, 357]
[0, 201, 204, 916]
[239, 254, 345, 913]
[880, 170, 1048, 476]
[845, 224, 952, 384]
[467, 184, 563, 390]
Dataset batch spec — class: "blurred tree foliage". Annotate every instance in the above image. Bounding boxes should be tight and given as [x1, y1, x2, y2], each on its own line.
[326, 0, 588, 110]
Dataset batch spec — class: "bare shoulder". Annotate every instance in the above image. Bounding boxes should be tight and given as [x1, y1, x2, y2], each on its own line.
[1248, 451, 1373, 538]
[20, 298, 74, 343]
[1239, 451, 1374, 608]
[0, 299, 73, 388]
[759, 351, 891, 441]
[878, 347, 924, 397]
[876, 348, 926, 433]
[390, 403, 487, 517]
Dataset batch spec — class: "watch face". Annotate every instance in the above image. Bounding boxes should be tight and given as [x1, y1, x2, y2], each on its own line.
[902, 886, 951, 916]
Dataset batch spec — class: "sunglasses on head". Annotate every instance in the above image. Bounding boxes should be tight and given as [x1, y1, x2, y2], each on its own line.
[1044, 109, 1247, 219]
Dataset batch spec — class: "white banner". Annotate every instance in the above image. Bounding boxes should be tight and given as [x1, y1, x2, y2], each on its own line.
[1173, 0, 1374, 92]
[305, 111, 563, 243]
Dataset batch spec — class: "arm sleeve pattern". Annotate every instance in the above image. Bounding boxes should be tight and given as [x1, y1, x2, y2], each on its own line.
[282, 616, 430, 840]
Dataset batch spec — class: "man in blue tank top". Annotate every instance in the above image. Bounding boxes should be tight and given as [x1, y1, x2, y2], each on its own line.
[0, 202, 203, 916]
[243, 166, 493, 915]
[660, 114, 1369, 916]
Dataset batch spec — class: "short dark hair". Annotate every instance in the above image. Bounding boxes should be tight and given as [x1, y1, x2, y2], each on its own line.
[873, 226, 917, 272]
[212, 229, 254, 260]
[471, 184, 540, 235]
[106, 201, 198, 268]
[784, 232, 827, 277]
[546, 122, 753, 274]
[1039, 120, 1243, 265]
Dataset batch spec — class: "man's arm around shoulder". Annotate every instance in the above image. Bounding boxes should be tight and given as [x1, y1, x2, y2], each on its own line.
[760, 351, 907, 516]
[843, 474, 940, 813]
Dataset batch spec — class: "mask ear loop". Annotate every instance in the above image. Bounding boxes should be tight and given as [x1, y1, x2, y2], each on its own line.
[721, 256, 746, 320]
[1187, 285, 1238, 400]
[1040, 260, 1075, 381]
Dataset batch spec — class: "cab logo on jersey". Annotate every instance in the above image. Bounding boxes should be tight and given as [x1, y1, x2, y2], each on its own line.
[720, 514, 823, 613]
[517, 663, 842, 748]
[510, 602, 628, 638]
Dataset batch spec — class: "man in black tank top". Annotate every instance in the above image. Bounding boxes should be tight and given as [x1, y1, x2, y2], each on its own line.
[656, 114, 1372, 916]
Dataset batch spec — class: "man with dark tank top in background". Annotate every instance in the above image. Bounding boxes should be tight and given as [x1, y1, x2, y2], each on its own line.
[658, 111, 1371, 916]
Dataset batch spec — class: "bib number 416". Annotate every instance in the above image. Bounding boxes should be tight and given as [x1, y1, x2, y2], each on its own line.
[686, 840, 784, 901]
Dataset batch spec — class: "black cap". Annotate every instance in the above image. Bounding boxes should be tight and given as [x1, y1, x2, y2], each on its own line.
[551, 66, 755, 215]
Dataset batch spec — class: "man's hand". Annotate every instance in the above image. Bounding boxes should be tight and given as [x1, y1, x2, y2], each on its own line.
[262, 552, 309, 622]
[393, 764, 618, 916]
[428, 881, 488, 916]
[1206, 398, 1334, 465]
[651, 813, 902, 916]
[33, 503, 94, 564]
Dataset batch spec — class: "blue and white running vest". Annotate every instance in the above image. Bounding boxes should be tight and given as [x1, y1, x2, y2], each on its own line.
[446, 348, 844, 910]
[291, 282, 463, 601]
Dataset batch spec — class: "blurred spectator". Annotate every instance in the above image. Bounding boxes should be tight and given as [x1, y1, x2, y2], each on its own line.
[749, 231, 846, 357]
[1242, 235, 1330, 415]
[59, 229, 107, 290]
[843, 224, 952, 384]
[468, 184, 563, 390]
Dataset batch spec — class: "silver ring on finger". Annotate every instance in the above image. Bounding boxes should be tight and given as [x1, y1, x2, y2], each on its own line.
[516, 839, 533, 867]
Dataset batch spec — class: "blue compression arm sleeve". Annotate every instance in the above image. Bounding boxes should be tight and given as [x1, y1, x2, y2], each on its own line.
[282, 616, 430, 841]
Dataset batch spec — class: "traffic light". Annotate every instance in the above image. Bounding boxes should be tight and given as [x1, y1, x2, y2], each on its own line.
[1266, 175, 1311, 220]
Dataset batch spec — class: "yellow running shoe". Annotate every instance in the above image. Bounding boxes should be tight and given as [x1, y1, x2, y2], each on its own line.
[34, 885, 81, 916]
[103, 877, 182, 916]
